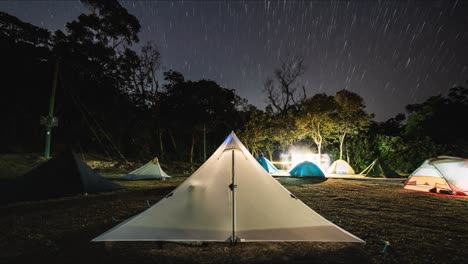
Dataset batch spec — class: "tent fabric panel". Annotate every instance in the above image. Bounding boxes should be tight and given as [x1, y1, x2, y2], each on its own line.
[74, 153, 122, 193]
[94, 227, 231, 242]
[122, 159, 171, 180]
[404, 184, 438, 192]
[327, 160, 355, 174]
[411, 167, 441, 178]
[404, 157, 468, 195]
[256, 157, 279, 173]
[237, 155, 331, 230]
[403, 176, 450, 190]
[14, 151, 85, 200]
[238, 226, 363, 242]
[10, 150, 122, 202]
[94, 142, 234, 241]
[432, 159, 468, 195]
[404, 161, 448, 192]
[236, 154, 360, 242]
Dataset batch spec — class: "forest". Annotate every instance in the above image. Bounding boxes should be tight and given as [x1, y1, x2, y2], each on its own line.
[1, 0, 466, 174]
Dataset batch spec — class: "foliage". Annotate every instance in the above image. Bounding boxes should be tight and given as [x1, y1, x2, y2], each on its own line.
[347, 130, 379, 172]
[237, 106, 272, 157]
[0, 6, 465, 170]
[160, 73, 245, 162]
[329, 89, 373, 160]
[0, 11, 53, 152]
[295, 93, 336, 157]
[405, 86, 468, 157]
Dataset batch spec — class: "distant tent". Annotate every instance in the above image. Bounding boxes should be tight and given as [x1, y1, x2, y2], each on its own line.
[122, 157, 170, 180]
[359, 158, 400, 178]
[289, 161, 325, 178]
[327, 160, 355, 175]
[10, 150, 122, 202]
[404, 156, 468, 195]
[256, 156, 279, 173]
[93, 132, 363, 243]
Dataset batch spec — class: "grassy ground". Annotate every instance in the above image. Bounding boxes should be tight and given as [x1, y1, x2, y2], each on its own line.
[1, 154, 467, 263]
[0, 153, 46, 179]
[0, 153, 199, 182]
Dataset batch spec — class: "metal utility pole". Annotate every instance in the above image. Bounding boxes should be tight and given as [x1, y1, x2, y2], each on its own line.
[42, 60, 59, 159]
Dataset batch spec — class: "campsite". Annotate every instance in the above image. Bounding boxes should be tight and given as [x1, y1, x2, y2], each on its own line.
[1, 144, 468, 263]
[1, 1, 468, 263]
[1, 159, 468, 263]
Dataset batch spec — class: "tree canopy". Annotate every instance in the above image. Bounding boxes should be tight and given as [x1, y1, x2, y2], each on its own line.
[0, 6, 466, 173]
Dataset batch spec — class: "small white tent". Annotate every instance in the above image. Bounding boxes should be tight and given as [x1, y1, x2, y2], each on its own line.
[404, 156, 468, 195]
[122, 157, 170, 180]
[327, 160, 355, 175]
[93, 132, 364, 243]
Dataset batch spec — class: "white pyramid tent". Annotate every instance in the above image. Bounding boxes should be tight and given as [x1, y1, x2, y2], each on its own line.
[122, 157, 170, 180]
[327, 159, 355, 175]
[93, 132, 364, 243]
[404, 156, 468, 195]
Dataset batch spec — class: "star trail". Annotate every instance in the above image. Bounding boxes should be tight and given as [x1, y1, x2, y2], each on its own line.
[1, 0, 466, 120]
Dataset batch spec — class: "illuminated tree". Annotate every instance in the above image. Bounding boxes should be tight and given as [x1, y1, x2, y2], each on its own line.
[331, 89, 372, 160]
[295, 93, 336, 159]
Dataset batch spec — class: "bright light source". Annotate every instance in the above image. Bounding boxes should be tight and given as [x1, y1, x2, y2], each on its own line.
[282, 146, 330, 171]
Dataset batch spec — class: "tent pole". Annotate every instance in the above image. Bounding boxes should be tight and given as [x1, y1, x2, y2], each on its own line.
[231, 149, 236, 243]
[359, 159, 376, 176]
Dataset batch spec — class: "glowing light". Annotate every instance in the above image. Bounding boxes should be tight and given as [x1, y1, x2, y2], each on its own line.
[280, 146, 330, 171]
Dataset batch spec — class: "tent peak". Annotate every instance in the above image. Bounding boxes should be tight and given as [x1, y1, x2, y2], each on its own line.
[222, 132, 243, 151]
[151, 157, 160, 164]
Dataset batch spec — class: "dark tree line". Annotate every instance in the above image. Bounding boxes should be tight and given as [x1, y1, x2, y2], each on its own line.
[0, 1, 244, 162]
[0, 1, 466, 172]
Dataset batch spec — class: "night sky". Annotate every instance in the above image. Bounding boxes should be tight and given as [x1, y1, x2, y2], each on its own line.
[1, 0, 467, 121]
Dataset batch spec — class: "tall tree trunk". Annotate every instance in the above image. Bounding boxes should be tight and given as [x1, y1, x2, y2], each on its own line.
[168, 130, 177, 151]
[317, 141, 321, 164]
[265, 145, 273, 161]
[311, 123, 323, 166]
[339, 132, 346, 160]
[317, 123, 322, 165]
[189, 133, 195, 164]
[158, 130, 164, 160]
[346, 146, 350, 163]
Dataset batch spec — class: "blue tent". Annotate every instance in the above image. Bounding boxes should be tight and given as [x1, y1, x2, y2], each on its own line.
[289, 161, 325, 178]
[256, 156, 279, 173]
